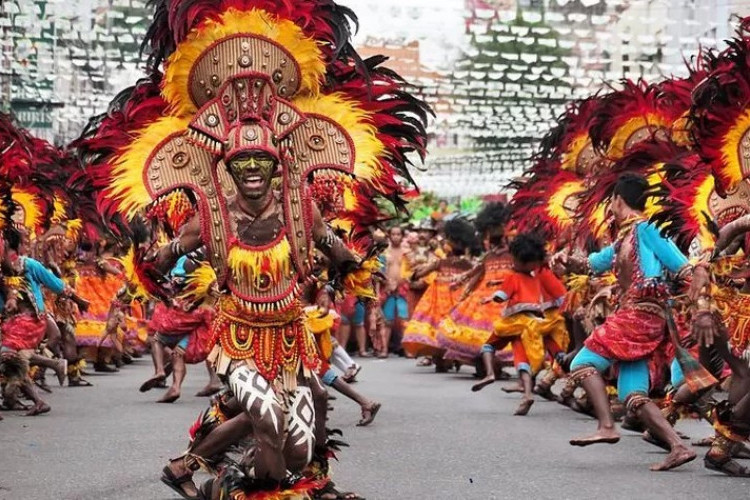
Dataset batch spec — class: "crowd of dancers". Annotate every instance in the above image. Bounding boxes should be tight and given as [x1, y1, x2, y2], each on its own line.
[5, 0, 750, 499]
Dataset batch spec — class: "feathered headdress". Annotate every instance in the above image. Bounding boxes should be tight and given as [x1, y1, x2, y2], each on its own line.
[77, 0, 429, 283]
[588, 79, 680, 161]
[554, 97, 603, 175]
[691, 17, 750, 196]
[510, 170, 583, 243]
[651, 157, 750, 253]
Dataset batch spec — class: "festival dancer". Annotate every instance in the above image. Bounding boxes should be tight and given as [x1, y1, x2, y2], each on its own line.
[681, 214, 750, 476]
[74, 1, 429, 496]
[402, 218, 478, 370]
[472, 233, 566, 415]
[553, 174, 709, 471]
[140, 255, 215, 403]
[337, 292, 369, 359]
[0, 227, 89, 415]
[437, 203, 514, 370]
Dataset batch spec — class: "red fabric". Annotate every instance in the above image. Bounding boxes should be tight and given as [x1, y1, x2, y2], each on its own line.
[538, 267, 567, 302]
[512, 339, 529, 366]
[585, 305, 666, 361]
[339, 294, 357, 317]
[1, 314, 47, 351]
[183, 317, 215, 364]
[544, 337, 563, 357]
[149, 302, 213, 336]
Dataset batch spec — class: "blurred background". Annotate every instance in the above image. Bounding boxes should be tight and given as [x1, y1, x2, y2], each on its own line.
[2, 0, 749, 199]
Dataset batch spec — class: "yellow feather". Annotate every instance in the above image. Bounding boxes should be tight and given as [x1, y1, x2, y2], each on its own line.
[65, 219, 83, 241]
[11, 187, 43, 233]
[547, 180, 584, 229]
[118, 246, 154, 302]
[52, 195, 68, 224]
[719, 108, 750, 192]
[227, 237, 292, 288]
[691, 175, 717, 251]
[179, 262, 217, 305]
[293, 93, 386, 185]
[163, 8, 325, 117]
[111, 116, 190, 219]
[607, 114, 670, 159]
[560, 134, 589, 172]
[644, 163, 666, 219]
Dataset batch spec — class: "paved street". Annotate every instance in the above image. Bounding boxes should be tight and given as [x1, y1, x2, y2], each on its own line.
[1, 357, 749, 500]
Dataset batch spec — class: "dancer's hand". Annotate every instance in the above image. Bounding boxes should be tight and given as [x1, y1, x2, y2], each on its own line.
[692, 311, 717, 347]
[549, 251, 568, 270]
[686, 264, 710, 303]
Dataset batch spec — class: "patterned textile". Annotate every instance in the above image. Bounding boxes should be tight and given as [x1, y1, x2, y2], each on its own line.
[585, 303, 666, 362]
[402, 258, 471, 357]
[1, 313, 46, 351]
[436, 253, 514, 360]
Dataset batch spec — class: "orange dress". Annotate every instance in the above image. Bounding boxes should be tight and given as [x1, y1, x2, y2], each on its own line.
[437, 250, 514, 364]
[402, 257, 473, 357]
[75, 261, 125, 348]
[75, 259, 148, 355]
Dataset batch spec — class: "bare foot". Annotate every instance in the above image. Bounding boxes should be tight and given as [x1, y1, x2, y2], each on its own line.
[471, 376, 495, 392]
[650, 445, 696, 471]
[157, 387, 180, 403]
[570, 427, 620, 446]
[25, 402, 51, 416]
[514, 397, 534, 416]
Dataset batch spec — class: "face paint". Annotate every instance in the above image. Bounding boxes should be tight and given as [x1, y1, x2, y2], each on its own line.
[228, 154, 277, 200]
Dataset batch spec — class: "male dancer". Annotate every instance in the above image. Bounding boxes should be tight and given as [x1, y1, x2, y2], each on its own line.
[554, 174, 709, 471]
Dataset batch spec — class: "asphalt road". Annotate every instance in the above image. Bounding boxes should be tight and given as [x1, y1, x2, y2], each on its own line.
[1, 357, 749, 500]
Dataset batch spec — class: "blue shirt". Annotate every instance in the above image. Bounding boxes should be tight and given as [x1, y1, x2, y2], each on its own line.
[588, 222, 687, 279]
[7, 257, 67, 313]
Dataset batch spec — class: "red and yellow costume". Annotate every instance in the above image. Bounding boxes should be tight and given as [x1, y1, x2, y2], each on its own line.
[437, 250, 514, 364]
[402, 256, 473, 358]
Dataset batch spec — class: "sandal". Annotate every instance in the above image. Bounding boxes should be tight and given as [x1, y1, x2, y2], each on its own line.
[342, 364, 362, 384]
[25, 402, 51, 416]
[139, 374, 167, 393]
[68, 378, 93, 387]
[158, 393, 181, 403]
[195, 386, 222, 397]
[35, 379, 52, 394]
[705, 453, 750, 477]
[357, 402, 381, 427]
[160, 465, 200, 500]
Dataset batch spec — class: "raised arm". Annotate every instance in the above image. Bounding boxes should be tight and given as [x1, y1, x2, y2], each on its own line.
[311, 205, 358, 269]
[151, 214, 203, 274]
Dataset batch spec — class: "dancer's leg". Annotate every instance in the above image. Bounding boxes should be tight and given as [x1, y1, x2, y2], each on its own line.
[568, 347, 619, 445]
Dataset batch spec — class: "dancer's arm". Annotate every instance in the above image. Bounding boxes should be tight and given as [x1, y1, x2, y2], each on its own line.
[587, 245, 615, 274]
[713, 213, 750, 257]
[151, 214, 203, 274]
